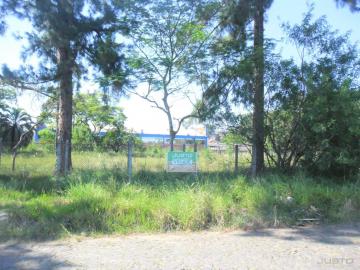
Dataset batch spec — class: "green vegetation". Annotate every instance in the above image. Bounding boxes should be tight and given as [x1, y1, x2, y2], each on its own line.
[205, 10, 360, 178]
[0, 107, 33, 149]
[0, 151, 359, 240]
[0, 1, 359, 242]
[127, 0, 211, 151]
[41, 93, 139, 152]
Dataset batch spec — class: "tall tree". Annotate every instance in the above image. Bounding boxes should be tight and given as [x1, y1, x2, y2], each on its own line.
[127, 0, 212, 150]
[209, 0, 273, 176]
[251, 0, 269, 176]
[1, 0, 128, 175]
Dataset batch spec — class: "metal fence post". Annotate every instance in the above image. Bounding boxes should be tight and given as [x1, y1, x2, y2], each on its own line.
[65, 140, 70, 173]
[0, 138, 2, 167]
[55, 140, 62, 174]
[182, 143, 186, 152]
[234, 144, 239, 173]
[127, 140, 133, 183]
[65, 140, 70, 174]
[194, 142, 197, 153]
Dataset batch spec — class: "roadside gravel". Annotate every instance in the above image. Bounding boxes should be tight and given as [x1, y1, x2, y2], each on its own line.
[0, 224, 359, 270]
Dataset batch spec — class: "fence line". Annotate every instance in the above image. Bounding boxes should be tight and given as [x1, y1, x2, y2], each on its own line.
[0, 141, 251, 174]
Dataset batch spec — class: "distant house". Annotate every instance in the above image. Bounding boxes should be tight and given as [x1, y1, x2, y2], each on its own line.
[207, 138, 227, 152]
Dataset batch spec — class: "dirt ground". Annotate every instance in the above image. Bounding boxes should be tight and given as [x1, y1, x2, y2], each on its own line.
[0, 224, 359, 270]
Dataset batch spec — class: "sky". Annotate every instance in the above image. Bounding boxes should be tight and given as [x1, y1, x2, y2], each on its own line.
[0, 0, 359, 135]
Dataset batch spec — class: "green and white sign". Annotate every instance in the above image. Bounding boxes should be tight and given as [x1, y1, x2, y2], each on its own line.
[167, 151, 198, 172]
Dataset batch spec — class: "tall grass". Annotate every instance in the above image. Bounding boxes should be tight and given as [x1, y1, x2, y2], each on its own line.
[0, 151, 359, 240]
[0, 147, 248, 175]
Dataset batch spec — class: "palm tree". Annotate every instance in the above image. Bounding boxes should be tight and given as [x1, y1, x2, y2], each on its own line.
[1, 108, 33, 149]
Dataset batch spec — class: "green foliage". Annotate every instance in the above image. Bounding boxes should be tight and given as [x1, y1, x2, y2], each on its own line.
[129, 0, 210, 88]
[301, 81, 360, 177]
[0, 0, 128, 95]
[37, 128, 55, 145]
[264, 10, 360, 177]
[140, 146, 167, 158]
[263, 58, 307, 170]
[36, 128, 56, 152]
[0, 107, 33, 150]
[199, 7, 359, 178]
[222, 113, 252, 146]
[72, 93, 131, 151]
[0, 87, 15, 111]
[32, 93, 135, 152]
[74, 93, 126, 136]
[0, 88, 16, 140]
[72, 124, 95, 151]
[126, 0, 212, 142]
[101, 130, 131, 152]
[0, 166, 359, 240]
[220, 0, 273, 43]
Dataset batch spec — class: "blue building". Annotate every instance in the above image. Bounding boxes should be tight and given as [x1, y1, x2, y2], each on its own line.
[33, 124, 47, 143]
[137, 133, 208, 147]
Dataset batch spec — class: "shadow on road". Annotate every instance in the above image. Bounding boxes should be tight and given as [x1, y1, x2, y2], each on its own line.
[0, 242, 74, 270]
[237, 223, 360, 245]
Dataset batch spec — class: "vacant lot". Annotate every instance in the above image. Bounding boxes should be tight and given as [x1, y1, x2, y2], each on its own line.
[0, 151, 359, 241]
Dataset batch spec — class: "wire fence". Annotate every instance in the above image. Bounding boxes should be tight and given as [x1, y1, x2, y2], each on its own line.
[0, 141, 252, 176]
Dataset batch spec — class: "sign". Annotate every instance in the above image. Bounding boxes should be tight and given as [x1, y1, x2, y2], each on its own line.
[167, 151, 198, 172]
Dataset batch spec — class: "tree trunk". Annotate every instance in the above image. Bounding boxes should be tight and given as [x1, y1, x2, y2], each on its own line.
[164, 96, 175, 151]
[251, 0, 265, 176]
[55, 46, 73, 176]
[10, 126, 16, 149]
[170, 131, 175, 151]
[12, 150, 17, 172]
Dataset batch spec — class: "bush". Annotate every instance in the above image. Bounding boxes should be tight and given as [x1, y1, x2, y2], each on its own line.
[301, 82, 360, 177]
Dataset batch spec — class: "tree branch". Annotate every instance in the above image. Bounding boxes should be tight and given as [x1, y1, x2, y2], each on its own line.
[12, 121, 41, 152]
[0, 75, 54, 98]
[128, 88, 168, 114]
[174, 114, 198, 134]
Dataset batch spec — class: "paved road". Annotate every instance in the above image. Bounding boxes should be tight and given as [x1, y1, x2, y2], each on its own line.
[0, 224, 359, 270]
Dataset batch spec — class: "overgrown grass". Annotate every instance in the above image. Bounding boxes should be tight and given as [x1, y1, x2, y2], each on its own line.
[0, 151, 359, 240]
[0, 147, 246, 175]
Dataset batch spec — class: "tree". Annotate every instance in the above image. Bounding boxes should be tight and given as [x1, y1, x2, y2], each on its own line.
[1, 108, 33, 149]
[201, 0, 273, 176]
[100, 122, 134, 152]
[1, 0, 128, 175]
[1, 107, 45, 171]
[74, 93, 125, 137]
[73, 93, 128, 150]
[37, 128, 56, 151]
[127, 0, 212, 150]
[250, 0, 270, 176]
[33, 92, 130, 151]
[263, 10, 360, 177]
[264, 58, 307, 170]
